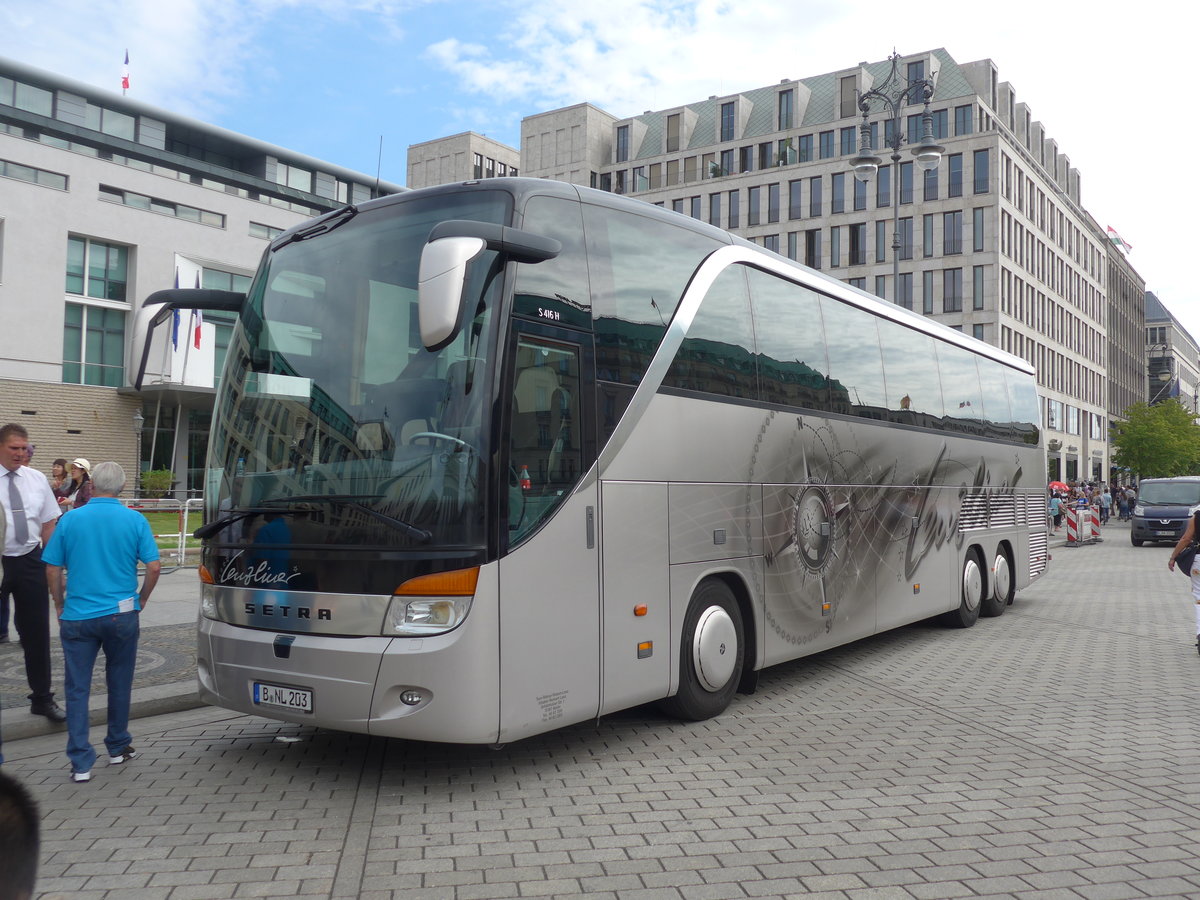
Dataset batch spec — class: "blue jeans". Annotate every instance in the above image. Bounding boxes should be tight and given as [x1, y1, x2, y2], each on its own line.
[59, 612, 140, 773]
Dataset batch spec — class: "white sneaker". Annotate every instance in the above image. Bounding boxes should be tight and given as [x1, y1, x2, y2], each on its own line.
[71, 770, 91, 783]
[108, 746, 138, 765]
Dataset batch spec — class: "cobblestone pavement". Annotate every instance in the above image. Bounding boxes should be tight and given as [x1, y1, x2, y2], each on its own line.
[6, 521, 1200, 899]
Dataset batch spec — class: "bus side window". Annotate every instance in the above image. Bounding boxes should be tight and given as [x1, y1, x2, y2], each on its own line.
[744, 268, 831, 412]
[508, 337, 583, 545]
[663, 266, 756, 399]
[878, 320, 945, 429]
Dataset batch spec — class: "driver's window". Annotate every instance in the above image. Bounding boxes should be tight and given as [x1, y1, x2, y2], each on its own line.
[508, 336, 582, 545]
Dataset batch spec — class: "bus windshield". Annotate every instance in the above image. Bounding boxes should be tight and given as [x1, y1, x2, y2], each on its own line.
[206, 190, 512, 594]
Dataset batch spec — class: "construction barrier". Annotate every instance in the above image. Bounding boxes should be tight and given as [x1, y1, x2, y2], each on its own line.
[1065, 506, 1102, 547]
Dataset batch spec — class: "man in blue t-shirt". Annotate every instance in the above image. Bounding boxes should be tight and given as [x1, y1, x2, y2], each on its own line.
[42, 462, 160, 783]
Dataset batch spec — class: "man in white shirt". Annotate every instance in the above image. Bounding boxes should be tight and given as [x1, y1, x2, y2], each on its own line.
[0, 423, 65, 722]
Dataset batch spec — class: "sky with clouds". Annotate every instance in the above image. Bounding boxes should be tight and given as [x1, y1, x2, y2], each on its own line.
[2, 0, 1194, 335]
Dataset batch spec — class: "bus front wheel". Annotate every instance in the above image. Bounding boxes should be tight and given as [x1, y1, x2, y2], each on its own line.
[941, 548, 983, 628]
[660, 579, 744, 721]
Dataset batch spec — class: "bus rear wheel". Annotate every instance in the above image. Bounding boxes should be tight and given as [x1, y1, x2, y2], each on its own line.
[659, 579, 744, 721]
[940, 548, 983, 628]
[980, 548, 1013, 617]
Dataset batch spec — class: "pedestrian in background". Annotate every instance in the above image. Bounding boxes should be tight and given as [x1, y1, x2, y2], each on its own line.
[43, 462, 160, 783]
[0, 423, 65, 724]
[58, 458, 93, 511]
[49, 458, 69, 501]
[1167, 510, 1200, 655]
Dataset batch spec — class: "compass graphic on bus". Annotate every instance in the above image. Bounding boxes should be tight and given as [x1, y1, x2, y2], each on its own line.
[792, 483, 835, 574]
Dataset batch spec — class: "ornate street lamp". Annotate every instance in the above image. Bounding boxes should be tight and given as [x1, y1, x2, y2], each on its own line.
[850, 52, 945, 304]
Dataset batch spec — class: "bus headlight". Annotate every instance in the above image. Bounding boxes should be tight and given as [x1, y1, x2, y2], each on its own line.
[385, 566, 479, 636]
[200, 585, 218, 620]
[386, 595, 473, 635]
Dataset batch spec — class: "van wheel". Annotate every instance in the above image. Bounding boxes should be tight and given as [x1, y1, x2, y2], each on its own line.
[941, 548, 983, 628]
[1130, 535, 1143, 547]
[980, 548, 1013, 617]
[659, 579, 744, 721]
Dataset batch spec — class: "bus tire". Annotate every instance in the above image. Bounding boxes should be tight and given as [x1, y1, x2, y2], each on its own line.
[659, 579, 744, 721]
[940, 548, 983, 628]
[980, 547, 1013, 617]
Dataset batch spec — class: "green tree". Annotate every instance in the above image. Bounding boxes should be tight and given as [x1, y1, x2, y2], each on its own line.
[1111, 399, 1200, 477]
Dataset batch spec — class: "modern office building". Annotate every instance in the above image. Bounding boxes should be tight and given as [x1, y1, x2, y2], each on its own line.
[0, 56, 402, 494]
[414, 48, 1144, 484]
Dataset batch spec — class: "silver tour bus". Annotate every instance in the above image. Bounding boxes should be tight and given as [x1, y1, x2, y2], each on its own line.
[137, 178, 1048, 744]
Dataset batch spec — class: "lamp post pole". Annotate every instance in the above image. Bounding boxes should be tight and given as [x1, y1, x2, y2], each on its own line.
[133, 408, 145, 500]
[850, 53, 945, 305]
[1149, 342, 1174, 405]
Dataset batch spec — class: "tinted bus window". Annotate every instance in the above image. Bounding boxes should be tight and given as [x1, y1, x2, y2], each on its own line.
[823, 299, 888, 420]
[586, 204, 726, 385]
[1004, 367, 1041, 445]
[878, 320, 945, 429]
[745, 268, 832, 411]
[936, 342, 985, 434]
[976, 357, 1014, 440]
[513, 196, 591, 328]
[663, 266, 757, 399]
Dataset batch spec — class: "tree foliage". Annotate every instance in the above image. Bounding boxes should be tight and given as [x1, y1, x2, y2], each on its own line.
[1111, 399, 1200, 478]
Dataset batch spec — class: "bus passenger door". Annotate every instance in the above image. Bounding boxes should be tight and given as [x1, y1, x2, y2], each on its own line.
[496, 325, 600, 742]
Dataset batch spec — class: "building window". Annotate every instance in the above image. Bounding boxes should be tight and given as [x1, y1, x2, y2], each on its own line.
[728, 190, 740, 228]
[819, 130, 835, 159]
[943, 268, 963, 312]
[789, 180, 803, 220]
[709, 192, 722, 227]
[797, 134, 813, 163]
[616, 125, 630, 162]
[690, 196, 701, 219]
[876, 165, 891, 208]
[778, 89, 794, 130]
[840, 76, 858, 119]
[874, 275, 887, 299]
[809, 176, 822, 217]
[875, 221, 888, 263]
[840, 126, 856, 156]
[973, 265, 985, 310]
[922, 270, 934, 314]
[831, 173, 844, 214]
[613, 170, 627, 194]
[632, 166, 647, 192]
[249, 222, 283, 240]
[0, 158, 68, 190]
[849, 223, 867, 266]
[973, 149, 990, 194]
[747, 186, 761, 226]
[955, 105, 974, 135]
[672, 198, 685, 214]
[778, 137, 796, 166]
[763, 234, 780, 253]
[739, 146, 754, 174]
[972, 324, 985, 341]
[65, 237, 128, 301]
[759, 142, 773, 169]
[275, 162, 313, 193]
[897, 272, 913, 310]
[973, 207, 986, 252]
[899, 162, 913, 204]
[767, 183, 780, 224]
[666, 115, 680, 153]
[718, 149, 734, 178]
[907, 60, 925, 89]
[787, 232, 799, 260]
[99, 185, 225, 227]
[62, 302, 125, 386]
[473, 154, 483, 179]
[853, 177, 867, 211]
[805, 229, 821, 269]
[899, 217, 913, 260]
[930, 109, 948, 139]
[947, 153, 963, 197]
[923, 166, 938, 201]
[848, 277, 866, 290]
[943, 211, 963, 255]
[830, 226, 841, 267]
[922, 214, 934, 259]
[720, 102, 735, 141]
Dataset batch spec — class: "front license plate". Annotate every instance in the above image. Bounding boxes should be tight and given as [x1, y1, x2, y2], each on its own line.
[253, 682, 312, 713]
[1157, 530, 1176, 536]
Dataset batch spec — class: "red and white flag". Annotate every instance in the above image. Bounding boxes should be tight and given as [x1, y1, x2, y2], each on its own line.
[191, 308, 202, 349]
[121, 50, 130, 92]
[1106, 225, 1132, 254]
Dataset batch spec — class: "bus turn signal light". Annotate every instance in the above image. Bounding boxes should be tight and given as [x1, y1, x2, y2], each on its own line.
[198, 565, 214, 585]
[634, 604, 647, 616]
[395, 567, 480, 597]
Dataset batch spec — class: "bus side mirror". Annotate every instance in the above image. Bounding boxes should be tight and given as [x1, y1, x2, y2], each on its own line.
[418, 236, 486, 351]
[417, 220, 561, 351]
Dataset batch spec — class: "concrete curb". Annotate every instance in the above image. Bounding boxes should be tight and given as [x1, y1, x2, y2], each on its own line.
[3, 679, 205, 743]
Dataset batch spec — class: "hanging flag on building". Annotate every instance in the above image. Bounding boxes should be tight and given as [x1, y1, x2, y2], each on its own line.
[171, 267, 180, 349]
[121, 50, 130, 93]
[191, 308, 202, 349]
[1106, 225, 1132, 254]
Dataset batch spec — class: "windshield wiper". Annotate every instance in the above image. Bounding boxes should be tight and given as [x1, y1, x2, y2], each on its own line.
[272, 204, 358, 250]
[259, 494, 433, 544]
[193, 507, 302, 541]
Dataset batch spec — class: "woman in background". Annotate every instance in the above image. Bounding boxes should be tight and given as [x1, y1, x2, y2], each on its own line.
[59, 458, 93, 510]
